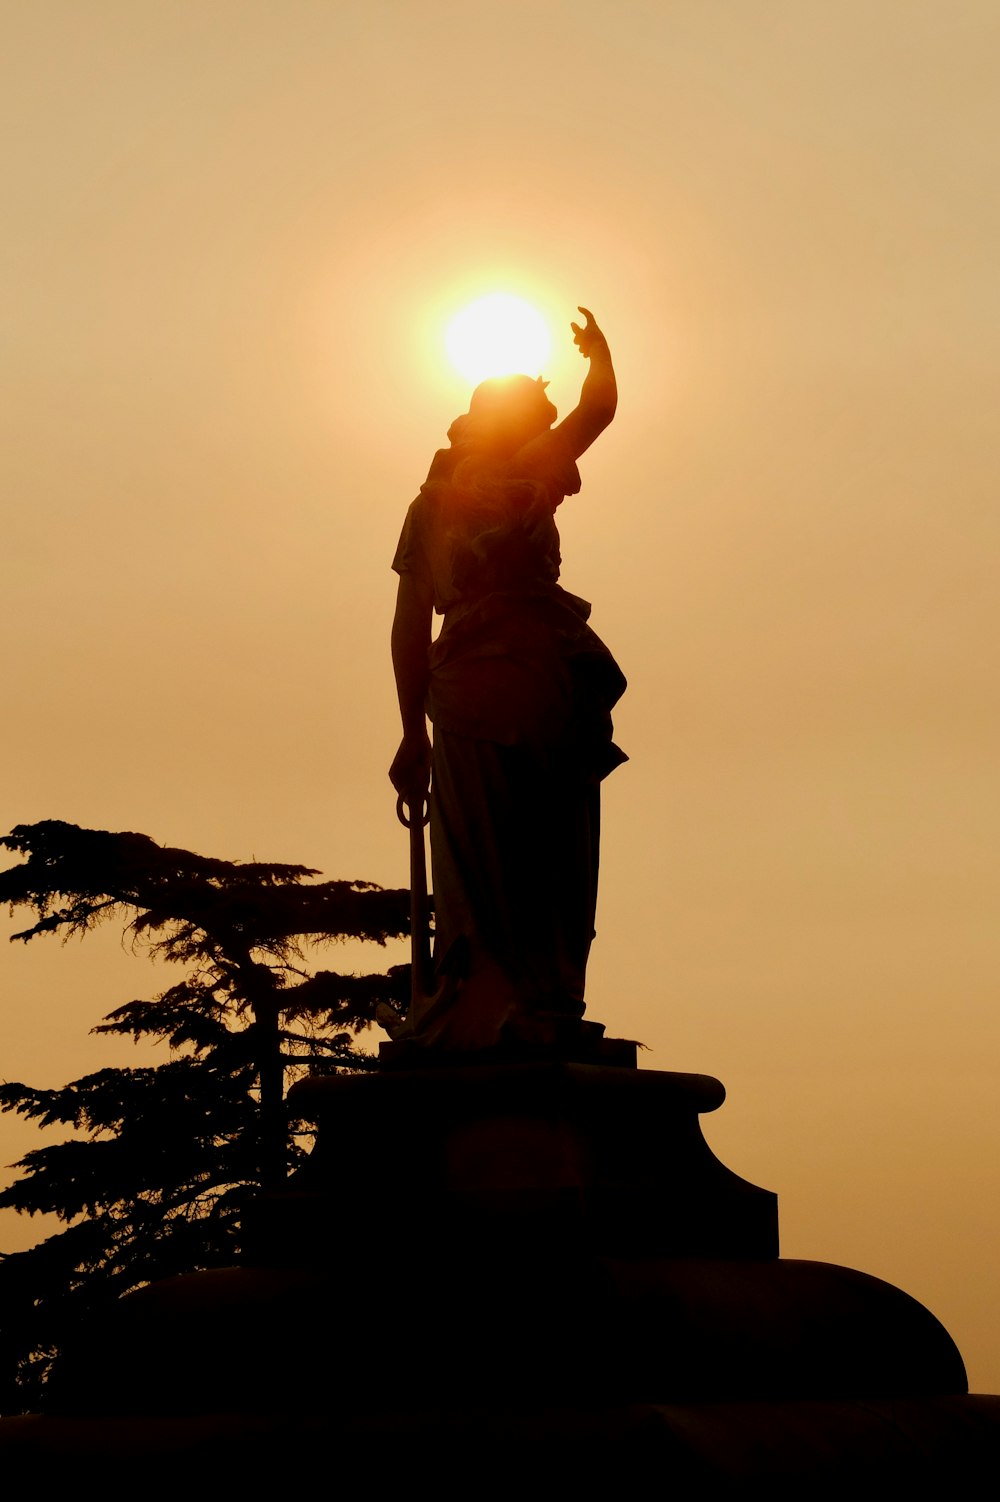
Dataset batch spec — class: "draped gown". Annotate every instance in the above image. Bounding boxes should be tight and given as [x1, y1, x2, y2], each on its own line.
[392, 435, 626, 1051]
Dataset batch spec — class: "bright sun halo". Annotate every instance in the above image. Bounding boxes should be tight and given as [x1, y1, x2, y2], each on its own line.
[446, 293, 551, 386]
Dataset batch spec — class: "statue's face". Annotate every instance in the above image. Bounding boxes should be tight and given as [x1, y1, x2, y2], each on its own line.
[512, 381, 557, 441]
[536, 392, 558, 431]
[504, 399, 554, 453]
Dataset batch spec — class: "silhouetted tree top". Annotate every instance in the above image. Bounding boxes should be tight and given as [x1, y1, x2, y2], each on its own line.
[0, 819, 407, 955]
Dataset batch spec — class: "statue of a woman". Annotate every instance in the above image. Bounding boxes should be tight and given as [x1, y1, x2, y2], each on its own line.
[388, 308, 626, 1051]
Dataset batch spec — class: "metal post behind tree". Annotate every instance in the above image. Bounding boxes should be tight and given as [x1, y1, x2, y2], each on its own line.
[376, 790, 450, 1041]
[398, 791, 433, 1004]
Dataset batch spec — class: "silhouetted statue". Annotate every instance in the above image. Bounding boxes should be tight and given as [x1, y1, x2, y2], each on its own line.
[388, 308, 626, 1050]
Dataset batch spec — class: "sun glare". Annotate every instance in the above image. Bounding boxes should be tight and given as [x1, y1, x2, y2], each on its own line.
[446, 293, 552, 386]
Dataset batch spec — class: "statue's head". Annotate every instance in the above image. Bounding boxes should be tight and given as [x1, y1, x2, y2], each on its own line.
[449, 374, 556, 456]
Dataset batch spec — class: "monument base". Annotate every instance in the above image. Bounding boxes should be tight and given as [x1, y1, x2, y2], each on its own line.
[4, 1396, 1000, 1492]
[259, 1057, 777, 1265]
[5, 1048, 998, 1484]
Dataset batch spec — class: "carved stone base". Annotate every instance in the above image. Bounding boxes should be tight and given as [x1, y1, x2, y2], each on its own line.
[11, 1050, 1000, 1485]
[264, 1058, 777, 1264]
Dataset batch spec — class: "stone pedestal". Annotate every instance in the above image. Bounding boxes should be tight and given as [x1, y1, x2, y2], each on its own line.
[5, 1042, 999, 1487]
[255, 1059, 778, 1267]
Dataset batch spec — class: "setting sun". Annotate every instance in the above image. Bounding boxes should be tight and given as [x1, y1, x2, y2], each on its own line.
[445, 293, 552, 386]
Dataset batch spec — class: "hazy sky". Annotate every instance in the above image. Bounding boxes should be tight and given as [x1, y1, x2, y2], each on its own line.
[2, 2, 999, 1388]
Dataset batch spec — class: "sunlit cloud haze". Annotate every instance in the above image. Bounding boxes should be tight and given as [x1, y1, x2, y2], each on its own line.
[2, 2, 999, 1386]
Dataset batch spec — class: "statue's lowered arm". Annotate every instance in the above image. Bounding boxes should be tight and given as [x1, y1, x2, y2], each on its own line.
[389, 572, 432, 805]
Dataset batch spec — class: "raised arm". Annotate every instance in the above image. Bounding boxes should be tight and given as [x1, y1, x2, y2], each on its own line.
[549, 307, 618, 461]
[389, 571, 433, 802]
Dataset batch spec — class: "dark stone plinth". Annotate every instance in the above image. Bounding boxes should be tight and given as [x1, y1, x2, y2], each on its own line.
[17, 1052, 1000, 1484]
[5, 1397, 1000, 1490]
[258, 1061, 777, 1264]
[378, 1016, 637, 1069]
[42, 1257, 964, 1418]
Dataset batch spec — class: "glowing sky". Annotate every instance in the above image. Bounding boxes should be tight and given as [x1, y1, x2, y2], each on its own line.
[2, 2, 999, 1387]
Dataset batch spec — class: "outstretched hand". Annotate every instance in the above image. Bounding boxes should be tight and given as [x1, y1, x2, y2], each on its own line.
[570, 306, 605, 359]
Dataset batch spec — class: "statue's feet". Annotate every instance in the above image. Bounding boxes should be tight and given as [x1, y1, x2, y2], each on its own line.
[375, 973, 460, 1042]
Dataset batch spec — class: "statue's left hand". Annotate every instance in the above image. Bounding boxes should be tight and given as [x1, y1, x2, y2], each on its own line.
[389, 728, 431, 806]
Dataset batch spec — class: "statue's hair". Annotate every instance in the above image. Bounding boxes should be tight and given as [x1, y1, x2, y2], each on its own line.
[447, 374, 553, 455]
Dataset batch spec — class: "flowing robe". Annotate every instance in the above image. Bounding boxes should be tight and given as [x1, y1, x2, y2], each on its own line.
[392, 440, 626, 1050]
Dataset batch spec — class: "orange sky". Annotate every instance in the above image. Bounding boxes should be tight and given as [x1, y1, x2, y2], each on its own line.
[2, 2, 999, 1387]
